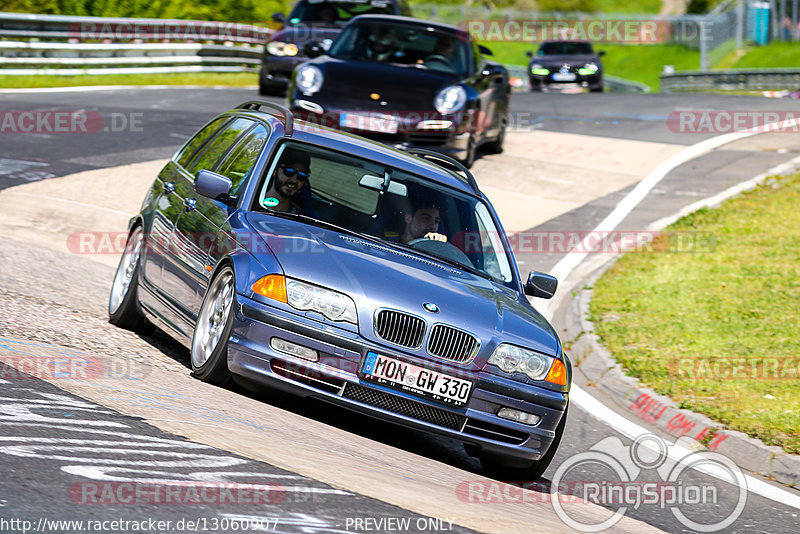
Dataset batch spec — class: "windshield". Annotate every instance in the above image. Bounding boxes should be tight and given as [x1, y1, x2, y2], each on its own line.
[329, 21, 470, 77]
[286, 0, 396, 26]
[252, 142, 515, 284]
[538, 41, 594, 55]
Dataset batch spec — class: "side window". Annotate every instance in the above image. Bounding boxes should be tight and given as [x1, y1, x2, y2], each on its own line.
[176, 117, 229, 168]
[188, 118, 255, 175]
[216, 124, 270, 196]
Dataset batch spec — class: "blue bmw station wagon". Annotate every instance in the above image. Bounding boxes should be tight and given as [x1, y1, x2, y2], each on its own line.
[109, 101, 570, 479]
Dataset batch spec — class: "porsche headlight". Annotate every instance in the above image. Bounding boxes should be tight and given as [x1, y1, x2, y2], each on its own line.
[267, 41, 299, 57]
[296, 64, 324, 94]
[578, 63, 599, 75]
[286, 279, 357, 323]
[488, 343, 554, 381]
[434, 85, 467, 115]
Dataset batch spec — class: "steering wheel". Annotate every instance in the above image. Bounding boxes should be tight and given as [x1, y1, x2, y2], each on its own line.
[422, 54, 453, 69]
[407, 237, 474, 269]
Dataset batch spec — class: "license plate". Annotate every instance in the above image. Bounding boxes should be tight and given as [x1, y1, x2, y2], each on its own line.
[340, 113, 398, 134]
[361, 352, 472, 406]
[552, 72, 576, 82]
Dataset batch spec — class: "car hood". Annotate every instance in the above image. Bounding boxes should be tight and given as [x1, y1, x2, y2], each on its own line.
[532, 54, 599, 67]
[309, 58, 459, 110]
[246, 212, 559, 367]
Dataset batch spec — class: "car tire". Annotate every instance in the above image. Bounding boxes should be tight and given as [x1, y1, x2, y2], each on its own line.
[590, 85, 604, 93]
[108, 226, 148, 331]
[461, 133, 477, 168]
[191, 265, 236, 385]
[480, 406, 568, 481]
[484, 117, 506, 155]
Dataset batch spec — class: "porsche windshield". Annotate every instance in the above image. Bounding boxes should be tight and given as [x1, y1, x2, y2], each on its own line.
[252, 142, 515, 284]
[328, 21, 470, 76]
[538, 41, 594, 55]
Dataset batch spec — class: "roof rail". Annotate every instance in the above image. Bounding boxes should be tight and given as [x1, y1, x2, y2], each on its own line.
[405, 148, 480, 195]
[236, 100, 294, 136]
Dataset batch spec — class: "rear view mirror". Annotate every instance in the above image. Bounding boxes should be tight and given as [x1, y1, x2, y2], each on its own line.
[524, 271, 558, 299]
[195, 170, 234, 204]
[272, 13, 285, 23]
[598, 50, 606, 57]
[359, 174, 407, 196]
[478, 44, 493, 56]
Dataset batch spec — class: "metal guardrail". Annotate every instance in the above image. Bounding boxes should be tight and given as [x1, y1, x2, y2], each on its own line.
[661, 69, 800, 92]
[0, 11, 272, 43]
[604, 75, 651, 93]
[0, 11, 270, 75]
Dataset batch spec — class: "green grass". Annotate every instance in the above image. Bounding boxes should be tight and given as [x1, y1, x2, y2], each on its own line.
[591, 0, 664, 14]
[481, 41, 700, 90]
[590, 173, 800, 455]
[725, 41, 800, 69]
[0, 72, 258, 89]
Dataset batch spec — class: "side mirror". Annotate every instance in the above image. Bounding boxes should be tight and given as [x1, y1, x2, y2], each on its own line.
[481, 63, 504, 77]
[303, 41, 324, 58]
[598, 50, 606, 57]
[526, 51, 533, 58]
[478, 44, 493, 56]
[524, 271, 558, 299]
[195, 170, 234, 204]
[272, 13, 285, 23]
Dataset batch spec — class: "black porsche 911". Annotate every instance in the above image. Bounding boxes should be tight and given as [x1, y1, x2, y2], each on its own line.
[287, 15, 510, 167]
[527, 40, 605, 93]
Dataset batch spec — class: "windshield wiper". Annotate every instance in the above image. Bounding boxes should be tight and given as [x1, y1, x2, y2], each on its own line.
[389, 241, 493, 281]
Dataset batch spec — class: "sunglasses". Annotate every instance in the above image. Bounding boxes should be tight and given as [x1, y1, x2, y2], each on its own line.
[280, 165, 310, 180]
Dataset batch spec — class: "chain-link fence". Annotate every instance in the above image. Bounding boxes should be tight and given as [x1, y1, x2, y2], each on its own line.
[412, 0, 792, 70]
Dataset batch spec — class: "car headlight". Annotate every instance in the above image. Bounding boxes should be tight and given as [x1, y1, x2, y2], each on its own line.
[286, 279, 357, 323]
[530, 63, 549, 76]
[296, 65, 324, 94]
[488, 343, 554, 381]
[578, 63, 599, 76]
[434, 85, 467, 115]
[267, 41, 299, 57]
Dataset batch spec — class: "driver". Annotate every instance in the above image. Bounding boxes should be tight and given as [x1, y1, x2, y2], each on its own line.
[366, 29, 396, 62]
[401, 194, 447, 244]
[263, 148, 311, 213]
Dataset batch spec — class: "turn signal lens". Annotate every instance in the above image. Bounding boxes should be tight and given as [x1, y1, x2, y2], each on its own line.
[252, 274, 287, 303]
[545, 358, 568, 386]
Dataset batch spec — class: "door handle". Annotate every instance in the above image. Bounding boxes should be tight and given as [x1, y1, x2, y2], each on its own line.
[184, 198, 197, 212]
[164, 181, 175, 194]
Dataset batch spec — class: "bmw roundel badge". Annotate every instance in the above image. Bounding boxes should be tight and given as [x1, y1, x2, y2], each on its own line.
[423, 302, 439, 313]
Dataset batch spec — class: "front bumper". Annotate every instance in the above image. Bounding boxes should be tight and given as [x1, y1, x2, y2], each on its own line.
[290, 105, 473, 161]
[228, 294, 568, 464]
[530, 72, 602, 91]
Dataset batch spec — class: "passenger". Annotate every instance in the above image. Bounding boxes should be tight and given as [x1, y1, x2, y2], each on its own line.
[366, 30, 396, 62]
[263, 148, 311, 213]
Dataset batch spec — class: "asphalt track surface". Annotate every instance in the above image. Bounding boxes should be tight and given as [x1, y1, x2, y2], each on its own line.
[1, 88, 799, 533]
